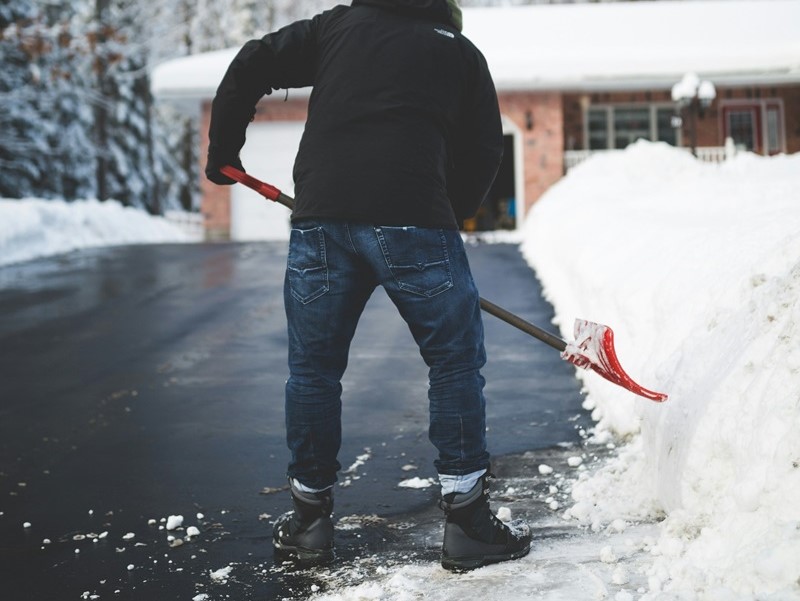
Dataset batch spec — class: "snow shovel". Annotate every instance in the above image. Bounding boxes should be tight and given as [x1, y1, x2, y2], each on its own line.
[220, 165, 668, 402]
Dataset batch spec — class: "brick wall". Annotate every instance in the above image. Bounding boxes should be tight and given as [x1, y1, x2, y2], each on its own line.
[199, 101, 230, 240]
[497, 91, 564, 215]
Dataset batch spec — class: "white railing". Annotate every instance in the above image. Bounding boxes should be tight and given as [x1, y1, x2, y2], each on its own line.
[564, 149, 600, 170]
[564, 144, 736, 172]
[165, 210, 205, 241]
[694, 146, 728, 163]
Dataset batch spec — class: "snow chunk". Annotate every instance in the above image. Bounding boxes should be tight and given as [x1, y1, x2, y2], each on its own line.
[612, 566, 630, 585]
[496, 507, 512, 522]
[210, 565, 233, 582]
[397, 477, 436, 489]
[609, 519, 627, 534]
[166, 515, 183, 531]
[600, 546, 617, 563]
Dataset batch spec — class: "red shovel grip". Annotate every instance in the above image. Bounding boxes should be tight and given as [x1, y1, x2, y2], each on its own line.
[220, 165, 282, 202]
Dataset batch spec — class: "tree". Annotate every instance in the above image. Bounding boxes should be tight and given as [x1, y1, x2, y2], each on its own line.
[0, 0, 339, 209]
[0, 1, 96, 200]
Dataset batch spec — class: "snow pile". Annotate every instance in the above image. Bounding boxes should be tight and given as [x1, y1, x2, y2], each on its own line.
[0, 198, 194, 267]
[522, 141, 800, 599]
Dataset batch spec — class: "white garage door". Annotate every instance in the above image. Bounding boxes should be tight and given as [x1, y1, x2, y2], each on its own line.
[230, 121, 305, 241]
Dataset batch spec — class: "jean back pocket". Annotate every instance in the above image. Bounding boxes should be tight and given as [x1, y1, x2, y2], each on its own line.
[287, 226, 329, 304]
[375, 226, 453, 297]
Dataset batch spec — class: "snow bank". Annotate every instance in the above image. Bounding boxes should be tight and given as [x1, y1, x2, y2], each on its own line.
[0, 198, 194, 267]
[522, 141, 800, 599]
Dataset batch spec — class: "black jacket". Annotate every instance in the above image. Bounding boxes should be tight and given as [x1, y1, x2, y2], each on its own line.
[207, 0, 503, 229]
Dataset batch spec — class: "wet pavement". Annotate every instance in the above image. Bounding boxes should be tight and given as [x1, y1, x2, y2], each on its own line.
[0, 239, 591, 600]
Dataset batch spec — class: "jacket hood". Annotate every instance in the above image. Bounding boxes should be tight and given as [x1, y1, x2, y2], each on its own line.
[351, 0, 454, 27]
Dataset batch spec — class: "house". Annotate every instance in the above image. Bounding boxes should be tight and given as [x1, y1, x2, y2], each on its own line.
[152, 0, 800, 240]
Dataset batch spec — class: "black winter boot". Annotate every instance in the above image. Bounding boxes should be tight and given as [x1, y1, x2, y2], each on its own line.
[440, 474, 531, 571]
[273, 480, 334, 565]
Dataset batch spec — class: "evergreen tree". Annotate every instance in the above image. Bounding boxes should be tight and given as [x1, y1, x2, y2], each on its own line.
[89, 0, 190, 213]
[0, 1, 47, 198]
[0, 1, 95, 200]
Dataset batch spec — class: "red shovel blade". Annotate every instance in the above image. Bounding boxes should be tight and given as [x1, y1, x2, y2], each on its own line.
[561, 319, 668, 402]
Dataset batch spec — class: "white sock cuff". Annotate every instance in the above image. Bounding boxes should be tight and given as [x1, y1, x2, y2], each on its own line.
[439, 469, 487, 496]
[291, 478, 334, 494]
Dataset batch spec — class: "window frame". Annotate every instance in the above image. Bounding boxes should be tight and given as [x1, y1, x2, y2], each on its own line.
[582, 102, 681, 151]
[719, 98, 786, 155]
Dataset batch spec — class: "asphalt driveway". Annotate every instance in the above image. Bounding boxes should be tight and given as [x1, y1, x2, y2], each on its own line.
[0, 240, 588, 600]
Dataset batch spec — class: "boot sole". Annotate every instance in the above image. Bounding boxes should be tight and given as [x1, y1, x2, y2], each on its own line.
[441, 544, 531, 572]
[273, 541, 335, 566]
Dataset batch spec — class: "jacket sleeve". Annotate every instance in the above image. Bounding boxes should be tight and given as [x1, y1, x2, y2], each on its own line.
[447, 48, 504, 222]
[206, 16, 321, 182]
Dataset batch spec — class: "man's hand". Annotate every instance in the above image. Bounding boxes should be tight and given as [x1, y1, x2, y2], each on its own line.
[206, 152, 245, 185]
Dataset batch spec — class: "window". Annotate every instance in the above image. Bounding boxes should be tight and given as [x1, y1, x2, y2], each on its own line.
[766, 106, 782, 155]
[656, 107, 678, 146]
[726, 109, 757, 151]
[588, 108, 610, 150]
[585, 104, 678, 150]
[613, 108, 650, 149]
[721, 100, 785, 155]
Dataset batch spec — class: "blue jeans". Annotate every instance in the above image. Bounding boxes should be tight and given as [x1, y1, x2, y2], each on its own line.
[284, 220, 490, 490]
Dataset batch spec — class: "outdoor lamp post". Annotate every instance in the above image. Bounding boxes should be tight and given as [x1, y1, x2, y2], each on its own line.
[672, 73, 716, 157]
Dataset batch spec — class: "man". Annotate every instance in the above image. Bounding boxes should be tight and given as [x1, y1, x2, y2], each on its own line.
[206, 0, 531, 571]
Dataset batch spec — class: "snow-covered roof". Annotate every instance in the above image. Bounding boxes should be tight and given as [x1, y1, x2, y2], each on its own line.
[152, 0, 800, 99]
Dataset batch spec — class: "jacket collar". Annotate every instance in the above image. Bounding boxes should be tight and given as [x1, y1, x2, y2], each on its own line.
[351, 0, 453, 27]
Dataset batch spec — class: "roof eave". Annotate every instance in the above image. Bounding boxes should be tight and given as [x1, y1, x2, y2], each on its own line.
[153, 68, 800, 101]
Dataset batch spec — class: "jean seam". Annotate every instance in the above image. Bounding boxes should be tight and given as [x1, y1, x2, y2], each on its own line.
[459, 416, 465, 462]
[344, 222, 357, 254]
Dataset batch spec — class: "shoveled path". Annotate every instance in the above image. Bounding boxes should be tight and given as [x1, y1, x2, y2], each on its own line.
[0, 239, 589, 600]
